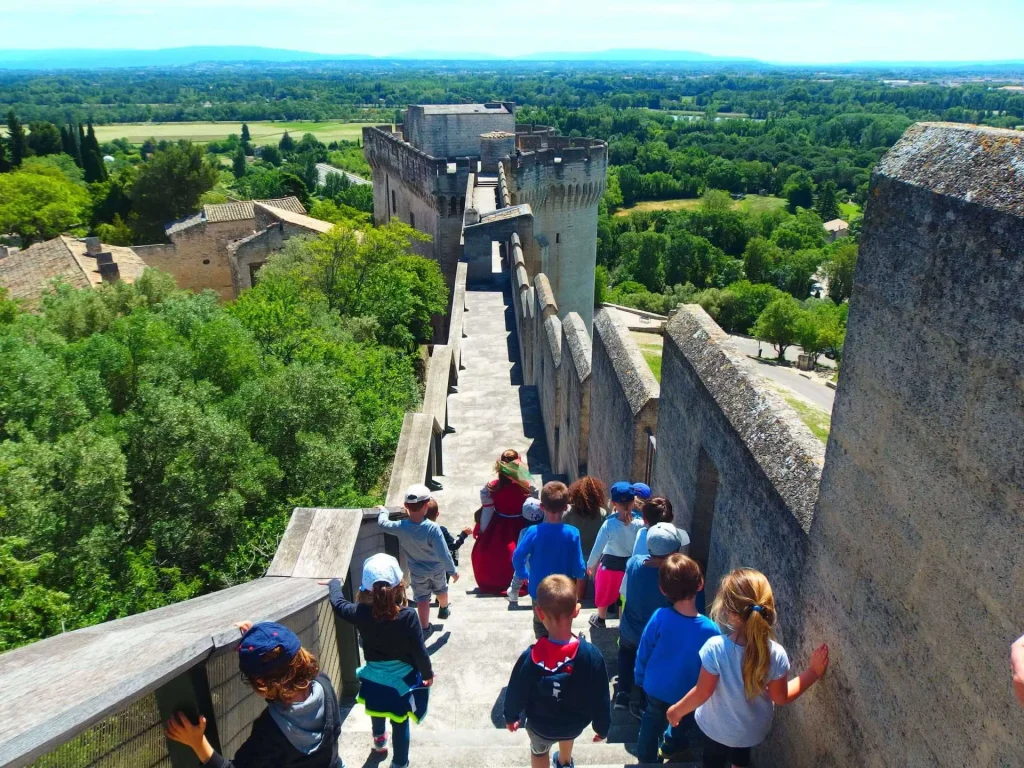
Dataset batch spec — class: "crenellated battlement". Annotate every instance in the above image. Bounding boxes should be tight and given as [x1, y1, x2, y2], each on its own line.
[363, 126, 451, 184]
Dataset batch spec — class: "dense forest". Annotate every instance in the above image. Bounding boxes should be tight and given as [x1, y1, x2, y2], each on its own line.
[1, 63, 1021, 648]
[0, 221, 445, 650]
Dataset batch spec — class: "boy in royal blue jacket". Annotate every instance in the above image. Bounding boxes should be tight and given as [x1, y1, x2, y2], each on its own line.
[504, 574, 610, 768]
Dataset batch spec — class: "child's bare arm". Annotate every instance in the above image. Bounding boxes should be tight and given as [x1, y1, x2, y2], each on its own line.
[1011, 634, 1024, 707]
[666, 669, 718, 726]
[768, 644, 829, 705]
[165, 713, 215, 762]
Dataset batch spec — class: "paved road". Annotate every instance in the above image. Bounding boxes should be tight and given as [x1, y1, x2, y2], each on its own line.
[728, 334, 836, 369]
[748, 360, 835, 411]
[727, 335, 835, 411]
[315, 162, 370, 187]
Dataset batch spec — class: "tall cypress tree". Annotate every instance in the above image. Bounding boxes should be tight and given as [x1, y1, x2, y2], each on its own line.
[0, 141, 9, 173]
[6, 110, 29, 167]
[241, 123, 251, 142]
[86, 122, 101, 154]
[69, 123, 84, 167]
[82, 122, 108, 183]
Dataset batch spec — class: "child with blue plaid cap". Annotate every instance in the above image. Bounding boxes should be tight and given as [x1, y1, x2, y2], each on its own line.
[165, 621, 343, 767]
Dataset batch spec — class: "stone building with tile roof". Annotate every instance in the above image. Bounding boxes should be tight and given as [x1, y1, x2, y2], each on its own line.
[133, 197, 306, 300]
[0, 236, 147, 309]
[228, 203, 337, 294]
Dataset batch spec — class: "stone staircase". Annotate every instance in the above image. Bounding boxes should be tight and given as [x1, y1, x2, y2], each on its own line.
[336, 281, 696, 767]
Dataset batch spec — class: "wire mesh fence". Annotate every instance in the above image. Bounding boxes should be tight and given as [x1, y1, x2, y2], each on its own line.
[28, 598, 345, 766]
[29, 694, 171, 768]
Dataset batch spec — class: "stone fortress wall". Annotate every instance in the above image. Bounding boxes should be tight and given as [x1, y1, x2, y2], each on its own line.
[503, 122, 1024, 766]
[404, 103, 516, 159]
[364, 107, 606, 333]
[363, 125, 474, 292]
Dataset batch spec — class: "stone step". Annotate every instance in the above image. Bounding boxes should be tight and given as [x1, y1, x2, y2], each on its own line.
[336, 734, 698, 768]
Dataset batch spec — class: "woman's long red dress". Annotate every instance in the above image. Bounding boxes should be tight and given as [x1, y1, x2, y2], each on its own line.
[471, 480, 530, 594]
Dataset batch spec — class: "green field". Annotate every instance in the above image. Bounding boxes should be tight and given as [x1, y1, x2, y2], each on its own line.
[614, 194, 787, 218]
[642, 350, 663, 382]
[839, 201, 862, 221]
[778, 391, 831, 443]
[90, 121, 380, 146]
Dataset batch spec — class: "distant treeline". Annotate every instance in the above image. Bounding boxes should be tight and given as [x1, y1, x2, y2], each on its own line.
[1, 68, 1022, 127]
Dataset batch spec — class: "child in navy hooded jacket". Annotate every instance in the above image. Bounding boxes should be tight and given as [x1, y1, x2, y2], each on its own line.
[504, 575, 610, 768]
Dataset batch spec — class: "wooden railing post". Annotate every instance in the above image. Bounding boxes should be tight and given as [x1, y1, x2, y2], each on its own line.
[334, 579, 362, 699]
[154, 665, 221, 768]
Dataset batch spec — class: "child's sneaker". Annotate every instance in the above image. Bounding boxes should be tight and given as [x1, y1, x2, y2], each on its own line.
[551, 751, 575, 768]
[438, 605, 451, 620]
[660, 745, 697, 763]
[588, 614, 606, 630]
[613, 691, 629, 710]
[505, 587, 519, 605]
[372, 734, 389, 753]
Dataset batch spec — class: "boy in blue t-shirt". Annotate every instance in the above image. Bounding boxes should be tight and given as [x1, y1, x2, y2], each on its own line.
[615, 522, 689, 715]
[634, 553, 721, 764]
[512, 481, 587, 639]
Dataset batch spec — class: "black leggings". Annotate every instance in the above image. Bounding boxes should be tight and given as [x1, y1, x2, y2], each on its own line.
[701, 734, 752, 768]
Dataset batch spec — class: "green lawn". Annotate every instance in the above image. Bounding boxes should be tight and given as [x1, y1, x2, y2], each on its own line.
[736, 194, 788, 215]
[642, 350, 663, 382]
[839, 201, 862, 221]
[614, 198, 703, 217]
[90, 121, 378, 146]
[779, 392, 831, 443]
[614, 194, 786, 218]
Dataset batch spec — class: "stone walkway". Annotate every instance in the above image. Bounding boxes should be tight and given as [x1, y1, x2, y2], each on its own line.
[338, 275, 689, 767]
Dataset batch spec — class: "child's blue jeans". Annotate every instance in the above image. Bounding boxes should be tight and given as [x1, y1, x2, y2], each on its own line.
[372, 716, 410, 766]
[636, 694, 694, 763]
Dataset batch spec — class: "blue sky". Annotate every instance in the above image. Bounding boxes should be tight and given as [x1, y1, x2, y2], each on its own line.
[1, 0, 1022, 63]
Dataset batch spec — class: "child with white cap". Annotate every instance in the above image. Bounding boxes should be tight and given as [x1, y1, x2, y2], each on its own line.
[616, 521, 689, 715]
[505, 497, 544, 606]
[328, 553, 433, 768]
[377, 484, 458, 635]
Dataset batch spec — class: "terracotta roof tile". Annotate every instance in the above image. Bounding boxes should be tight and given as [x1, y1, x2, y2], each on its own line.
[0, 238, 88, 307]
[203, 197, 306, 223]
[0, 236, 148, 309]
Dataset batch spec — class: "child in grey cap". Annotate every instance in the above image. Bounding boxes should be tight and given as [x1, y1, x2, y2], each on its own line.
[377, 484, 458, 636]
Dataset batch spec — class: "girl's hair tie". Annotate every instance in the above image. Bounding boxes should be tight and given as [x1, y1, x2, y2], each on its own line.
[749, 605, 764, 616]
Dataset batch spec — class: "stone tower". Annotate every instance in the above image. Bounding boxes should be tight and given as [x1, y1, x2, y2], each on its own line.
[506, 130, 607, 331]
[363, 104, 516, 295]
[365, 107, 607, 336]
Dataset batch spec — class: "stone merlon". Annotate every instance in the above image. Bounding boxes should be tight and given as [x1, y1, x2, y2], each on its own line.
[874, 122, 1024, 216]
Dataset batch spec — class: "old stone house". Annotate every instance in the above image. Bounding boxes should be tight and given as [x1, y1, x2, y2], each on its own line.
[0, 236, 147, 308]
[132, 197, 306, 300]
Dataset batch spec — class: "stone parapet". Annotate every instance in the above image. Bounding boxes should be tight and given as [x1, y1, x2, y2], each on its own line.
[778, 122, 1024, 768]
[558, 312, 592, 481]
[587, 308, 659, 484]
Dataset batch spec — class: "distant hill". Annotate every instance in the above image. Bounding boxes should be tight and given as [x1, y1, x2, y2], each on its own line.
[0, 46, 374, 70]
[515, 49, 756, 62]
[1, 46, 1021, 71]
[0, 46, 757, 70]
